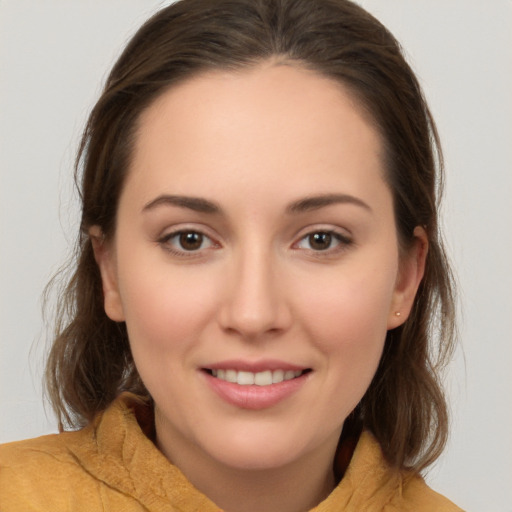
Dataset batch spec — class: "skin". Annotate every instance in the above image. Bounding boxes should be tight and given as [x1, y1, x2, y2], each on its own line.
[91, 62, 427, 512]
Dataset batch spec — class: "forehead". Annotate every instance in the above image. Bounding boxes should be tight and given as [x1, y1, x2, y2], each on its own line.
[126, 63, 387, 208]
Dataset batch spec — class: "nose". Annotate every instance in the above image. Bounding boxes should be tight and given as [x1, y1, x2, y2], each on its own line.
[218, 248, 292, 340]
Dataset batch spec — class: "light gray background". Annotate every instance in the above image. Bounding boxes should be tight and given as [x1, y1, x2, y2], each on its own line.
[1, 1, 511, 510]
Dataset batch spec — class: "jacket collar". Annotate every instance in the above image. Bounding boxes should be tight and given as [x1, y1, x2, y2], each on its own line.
[68, 392, 402, 512]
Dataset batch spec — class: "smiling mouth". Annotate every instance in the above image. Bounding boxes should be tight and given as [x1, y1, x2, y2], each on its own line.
[204, 368, 311, 386]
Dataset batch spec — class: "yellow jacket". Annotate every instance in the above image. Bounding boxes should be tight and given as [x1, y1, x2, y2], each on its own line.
[0, 393, 462, 511]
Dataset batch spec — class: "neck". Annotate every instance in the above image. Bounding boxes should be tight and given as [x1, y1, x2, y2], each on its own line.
[188, 458, 336, 512]
[155, 418, 338, 512]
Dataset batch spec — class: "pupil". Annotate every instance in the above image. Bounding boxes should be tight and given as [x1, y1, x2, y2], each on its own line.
[179, 232, 203, 250]
[309, 232, 331, 250]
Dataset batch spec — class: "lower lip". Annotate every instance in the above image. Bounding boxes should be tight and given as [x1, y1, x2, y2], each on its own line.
[203, 371, 309, 410]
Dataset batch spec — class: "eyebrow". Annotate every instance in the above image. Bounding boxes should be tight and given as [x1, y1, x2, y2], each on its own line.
[286, 194, 372, 214]
[142, 192, 372, 215]
[142, 195, 220, 214]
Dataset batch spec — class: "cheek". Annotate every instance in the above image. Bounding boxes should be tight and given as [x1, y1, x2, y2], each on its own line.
[116, 256, 220, 356]
[295, 260, 397, 382]
[304, 269, 394, 340]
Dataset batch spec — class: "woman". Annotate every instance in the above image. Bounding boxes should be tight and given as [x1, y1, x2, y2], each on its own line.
[0, 0, 461, 510]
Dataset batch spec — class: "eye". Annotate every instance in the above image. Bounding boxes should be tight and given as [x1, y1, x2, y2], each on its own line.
[176, 231, 207, 251]
[159, 229, 216, 255]
[295, 230, 352, 252]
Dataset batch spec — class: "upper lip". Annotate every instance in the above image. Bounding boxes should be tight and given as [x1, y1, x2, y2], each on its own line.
[203, 359, 310, 373]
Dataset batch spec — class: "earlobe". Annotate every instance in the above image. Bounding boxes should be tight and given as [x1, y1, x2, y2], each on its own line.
[387, 226, 428, 329]
[89, 226, 125, 322]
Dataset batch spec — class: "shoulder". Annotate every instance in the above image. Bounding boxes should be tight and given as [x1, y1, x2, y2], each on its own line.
[0, 430, 103, 511]
[319, 431, 464, 512]
[0, 429, 84, 475]
[334, 431, 463, 511]
[392, 471, 464, 512]
[0, 394, 162, 511]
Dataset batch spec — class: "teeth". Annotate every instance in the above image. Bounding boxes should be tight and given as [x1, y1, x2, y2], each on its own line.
[284, 370, 295, 380]
[225, 369, 237, 383]
[254, 370, 272, 386]
[237, 371, 255, 385]
[210, 368, 305, 386]
[272, 369, 284, 384]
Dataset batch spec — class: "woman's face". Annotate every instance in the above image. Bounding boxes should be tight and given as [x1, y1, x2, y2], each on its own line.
[94, 63, 424, 473]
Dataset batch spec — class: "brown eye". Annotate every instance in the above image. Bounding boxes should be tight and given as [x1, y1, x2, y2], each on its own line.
[308, 232, 332, 251]
[159, 229, 216, 257]
[179, 232, 204, 251]
[295, 230, 352, 254]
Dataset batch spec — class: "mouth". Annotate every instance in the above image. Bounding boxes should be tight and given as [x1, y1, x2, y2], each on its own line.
[203, 368, 311, 386]
[202, 363, 312, 409]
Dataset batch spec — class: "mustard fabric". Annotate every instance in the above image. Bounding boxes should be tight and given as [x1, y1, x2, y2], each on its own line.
[0, 393, 462, 511]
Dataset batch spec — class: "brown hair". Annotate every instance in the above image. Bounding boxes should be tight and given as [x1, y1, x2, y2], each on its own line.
[45, 0, 456, 473]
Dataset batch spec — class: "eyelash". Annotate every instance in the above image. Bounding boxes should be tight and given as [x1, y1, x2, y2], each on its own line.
[158, 229, 219, 258]
[157, 228, 353, 258]
[293, 229, 353, 256]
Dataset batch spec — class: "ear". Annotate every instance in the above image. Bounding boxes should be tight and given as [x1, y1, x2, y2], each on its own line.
[89, 226, 125, 322]
[387, 226, 428, 329]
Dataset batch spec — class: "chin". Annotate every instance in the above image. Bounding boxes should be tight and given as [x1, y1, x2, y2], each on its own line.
[198, 426, 319, 471]
[210, 444, 299, 471]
